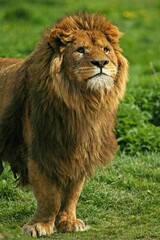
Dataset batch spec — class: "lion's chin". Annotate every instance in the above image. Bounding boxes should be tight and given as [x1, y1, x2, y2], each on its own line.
[86, 74, 114, 92]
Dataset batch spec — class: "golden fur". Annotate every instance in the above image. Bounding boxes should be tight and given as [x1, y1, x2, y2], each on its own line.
[0, 13, 128, 237]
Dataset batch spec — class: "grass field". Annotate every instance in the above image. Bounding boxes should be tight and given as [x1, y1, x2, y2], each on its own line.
[0, 0, 160, 239]
[0, 153, 160, 240]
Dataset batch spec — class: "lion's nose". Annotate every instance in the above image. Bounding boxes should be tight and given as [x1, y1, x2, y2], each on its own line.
[91, 59, 109, 68]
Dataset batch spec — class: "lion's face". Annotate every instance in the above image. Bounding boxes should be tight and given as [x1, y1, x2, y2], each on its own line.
[49, 29, 119, 93]
[62, 30, 118, 92]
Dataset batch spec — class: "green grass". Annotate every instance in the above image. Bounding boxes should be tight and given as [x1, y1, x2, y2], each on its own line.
[0, 0, 160, 239]
[0, 153, 160, 240]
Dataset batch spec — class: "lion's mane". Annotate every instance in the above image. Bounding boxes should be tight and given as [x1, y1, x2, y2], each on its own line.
[0, 13, 128, 185]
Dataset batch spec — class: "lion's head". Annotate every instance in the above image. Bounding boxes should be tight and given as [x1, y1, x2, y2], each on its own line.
[41, 13, 128, 109]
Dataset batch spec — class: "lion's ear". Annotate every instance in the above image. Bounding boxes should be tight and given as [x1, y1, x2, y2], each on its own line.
[48, 29, 73, 51]
[105, 24, 123, 51]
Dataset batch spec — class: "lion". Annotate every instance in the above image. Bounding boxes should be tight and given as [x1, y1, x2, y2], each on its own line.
[0, 13, 128, 237]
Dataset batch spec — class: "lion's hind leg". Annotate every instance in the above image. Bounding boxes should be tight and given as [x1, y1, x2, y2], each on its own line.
[22, 159, 61, 237]
[56, 176, 89, 233]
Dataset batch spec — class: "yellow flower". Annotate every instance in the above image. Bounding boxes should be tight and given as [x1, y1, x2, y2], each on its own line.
[2, 25, 9, 32]
[122, 11, 136, 19]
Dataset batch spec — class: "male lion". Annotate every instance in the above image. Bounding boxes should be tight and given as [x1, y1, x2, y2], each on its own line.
[0, 13, 128, 237]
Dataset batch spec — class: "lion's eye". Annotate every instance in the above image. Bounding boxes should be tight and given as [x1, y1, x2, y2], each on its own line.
[104, 47, 110, 54]
[76, 47, 85, 54]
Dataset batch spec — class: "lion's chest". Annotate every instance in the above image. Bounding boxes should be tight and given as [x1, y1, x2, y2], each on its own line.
[30, 100, 116, 182]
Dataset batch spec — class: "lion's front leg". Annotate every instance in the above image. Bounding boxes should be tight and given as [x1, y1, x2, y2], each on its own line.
[22, 159, 61, 237]
[56, 176, 87, 233]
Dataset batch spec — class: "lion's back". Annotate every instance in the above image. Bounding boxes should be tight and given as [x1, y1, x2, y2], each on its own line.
[0, 58, 23, 70]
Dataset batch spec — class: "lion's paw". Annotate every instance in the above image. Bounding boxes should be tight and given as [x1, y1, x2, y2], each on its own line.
[56, 218, 89, 233]
[22, 222, 54, 237]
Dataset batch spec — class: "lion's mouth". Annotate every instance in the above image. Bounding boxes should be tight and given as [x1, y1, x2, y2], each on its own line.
[86, 73, 114, 91]
[87, 72, 109, 80]
[86, 67, 115, 80]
